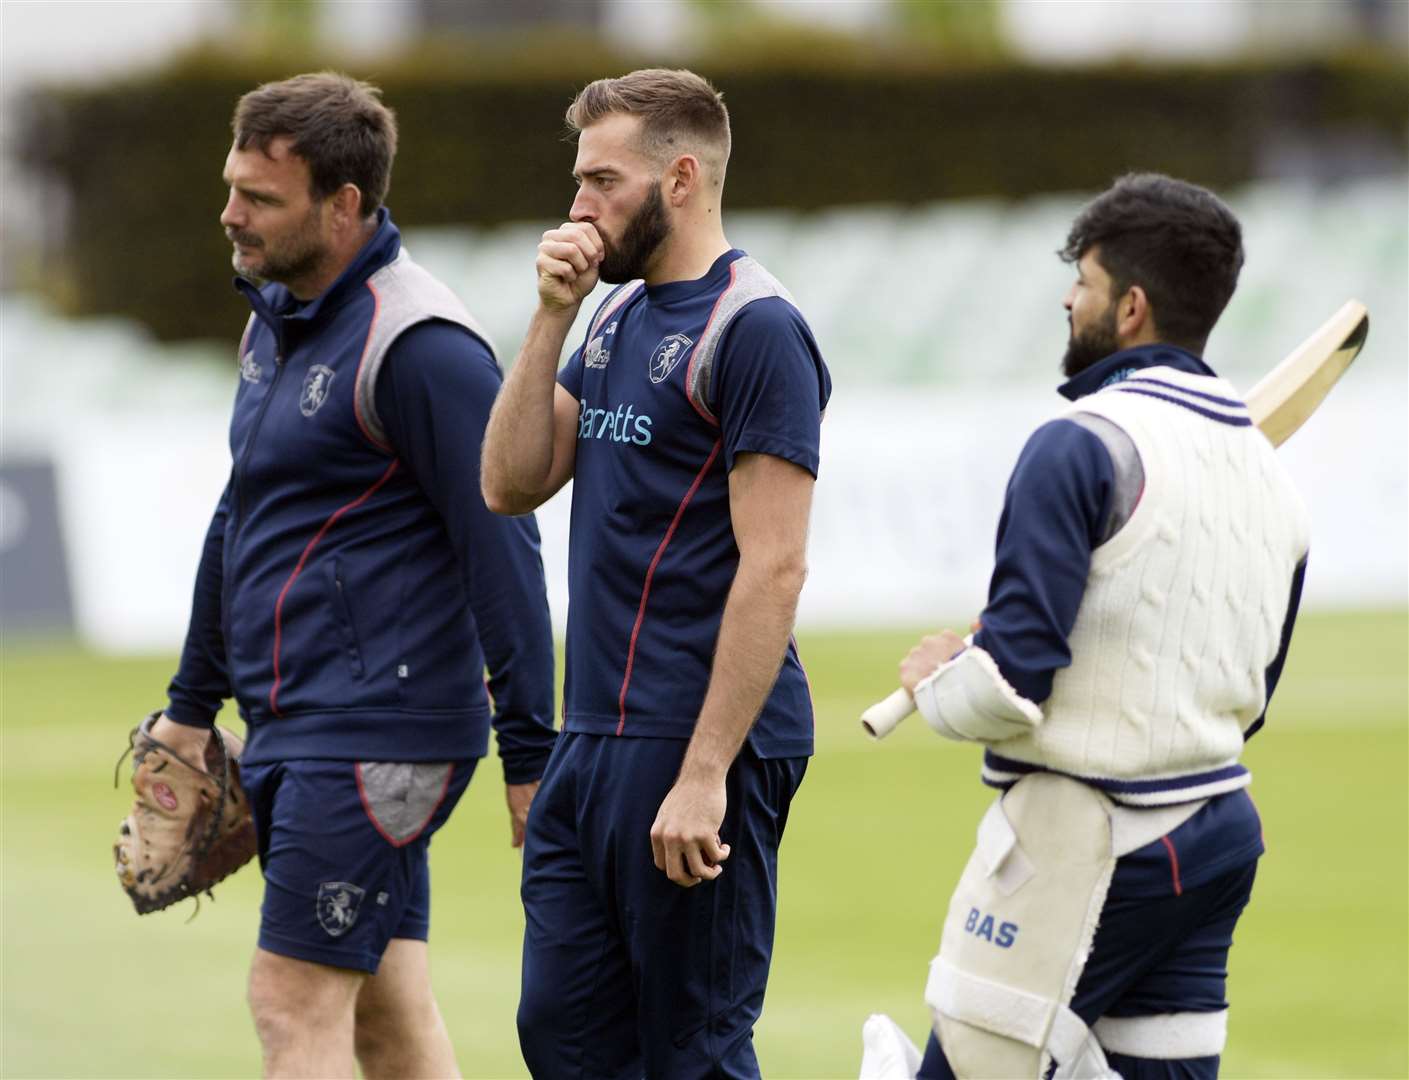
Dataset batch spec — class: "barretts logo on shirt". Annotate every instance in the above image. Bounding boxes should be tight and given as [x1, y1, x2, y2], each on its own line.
[578, 399, 653, 446]
[299, 364, 336, 417]
[649, 333, 693, 384]
[239, 351, 262, 384]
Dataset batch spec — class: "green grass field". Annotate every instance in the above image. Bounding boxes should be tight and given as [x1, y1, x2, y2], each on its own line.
[3, 610, 1406, 1079]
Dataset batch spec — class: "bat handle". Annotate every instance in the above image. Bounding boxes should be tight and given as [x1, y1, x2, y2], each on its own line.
[860, 688, 916, 740]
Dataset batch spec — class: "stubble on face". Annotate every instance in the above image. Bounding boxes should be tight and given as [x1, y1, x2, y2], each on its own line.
[227, 199, 329, 287]
[597, 183, 671, 284]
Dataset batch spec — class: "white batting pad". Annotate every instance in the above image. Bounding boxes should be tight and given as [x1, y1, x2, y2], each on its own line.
[927, 775, 1118, 1078]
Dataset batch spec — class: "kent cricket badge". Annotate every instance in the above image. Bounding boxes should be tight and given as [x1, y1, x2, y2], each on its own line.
[649, 334, 693, 384]
[316, 881, 365, 937]
[300, 365, 336, 417]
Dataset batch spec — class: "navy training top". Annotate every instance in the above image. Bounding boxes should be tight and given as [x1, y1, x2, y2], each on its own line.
[556, 249, 831, 757]
[166, 214, 556, 779]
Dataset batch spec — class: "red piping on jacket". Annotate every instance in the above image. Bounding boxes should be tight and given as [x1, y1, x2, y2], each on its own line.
[269, 460, 400, 715]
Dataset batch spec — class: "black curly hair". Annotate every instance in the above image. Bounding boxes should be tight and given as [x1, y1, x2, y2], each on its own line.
[1062, 173, 1244, 354]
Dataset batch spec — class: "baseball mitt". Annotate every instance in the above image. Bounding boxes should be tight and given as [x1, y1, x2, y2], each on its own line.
[113, 712, 257, 914]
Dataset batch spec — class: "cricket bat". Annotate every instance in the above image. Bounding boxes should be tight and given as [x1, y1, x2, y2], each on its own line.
[860, 299, 1370, 741]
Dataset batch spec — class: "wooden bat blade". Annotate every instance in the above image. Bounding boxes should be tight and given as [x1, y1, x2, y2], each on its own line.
[1245, 300, 1369, 447]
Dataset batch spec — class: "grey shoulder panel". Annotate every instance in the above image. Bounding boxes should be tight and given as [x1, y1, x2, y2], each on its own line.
[686, 257, 796, 423]
[589, 280, 645, 339]
[354, 249, 494, 450]
[1069, 411, 1145, 545]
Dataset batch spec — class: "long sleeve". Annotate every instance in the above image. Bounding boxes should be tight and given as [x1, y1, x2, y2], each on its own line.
[973, 419, 1115, 705]
[377, 320, 557, 783]
[165, 482, 234, 728]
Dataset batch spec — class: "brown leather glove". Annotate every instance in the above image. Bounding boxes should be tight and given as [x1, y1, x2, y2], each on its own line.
[114, 712, 257, 914]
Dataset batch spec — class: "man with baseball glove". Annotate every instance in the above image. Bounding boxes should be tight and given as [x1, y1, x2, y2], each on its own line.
[115, 72, 556, 1079]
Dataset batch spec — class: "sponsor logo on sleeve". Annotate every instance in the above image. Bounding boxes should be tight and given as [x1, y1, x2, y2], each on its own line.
[585, 334, 610, 370]
[649, 333, 693, 384]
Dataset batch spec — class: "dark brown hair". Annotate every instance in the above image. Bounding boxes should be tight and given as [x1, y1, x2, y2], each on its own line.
[566, 68, 730, 179]
[233, 72, 397, 217]
[1061, 172, 1244, 354]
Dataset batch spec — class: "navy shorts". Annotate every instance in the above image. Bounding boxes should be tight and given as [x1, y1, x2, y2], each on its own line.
[918, 791, 1263, 1079]
[240, 758, 475, 974]
[517, 732, 807, 1080]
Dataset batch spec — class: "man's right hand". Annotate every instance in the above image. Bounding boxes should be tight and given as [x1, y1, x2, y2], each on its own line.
[537, 222, 603, 312]
[148, 713, 212, 770]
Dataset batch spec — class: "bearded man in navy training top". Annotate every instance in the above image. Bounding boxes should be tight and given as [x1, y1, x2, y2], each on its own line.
[481, 68, 831, 1078]
[891, 174, 1308, 1079]
[148, 72, 556, 1077]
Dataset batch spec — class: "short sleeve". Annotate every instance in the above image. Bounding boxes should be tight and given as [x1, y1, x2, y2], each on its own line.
[557, 342, 585, 399]
[712, 298, 831, 477]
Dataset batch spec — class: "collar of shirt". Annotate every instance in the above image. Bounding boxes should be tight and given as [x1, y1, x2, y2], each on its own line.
[1058, 343, 1217, 403]
[641, 248, 745, 305]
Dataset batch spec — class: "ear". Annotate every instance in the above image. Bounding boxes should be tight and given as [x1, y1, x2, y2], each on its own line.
[329, 182, 365, 229]
[663, 154, 702, 207]
[1116, 284, 1155, 343]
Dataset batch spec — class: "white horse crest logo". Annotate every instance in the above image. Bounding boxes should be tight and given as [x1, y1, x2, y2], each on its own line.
[649, 334, 693, 384]
[240, 351, 262, 384]
[300, 365, 336, 417]
[316, 881, 366, 937]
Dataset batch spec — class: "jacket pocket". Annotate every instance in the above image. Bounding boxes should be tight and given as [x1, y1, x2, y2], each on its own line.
[328, 557, 365, 678]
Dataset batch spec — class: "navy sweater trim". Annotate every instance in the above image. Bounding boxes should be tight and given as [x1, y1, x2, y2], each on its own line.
[1112, 386, 1254, 426]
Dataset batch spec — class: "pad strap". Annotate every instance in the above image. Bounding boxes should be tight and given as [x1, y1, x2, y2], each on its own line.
[927, 959, 1119, 1078]
[1092, 1010, 1229, 1059]
[914, 646, 1044, 742]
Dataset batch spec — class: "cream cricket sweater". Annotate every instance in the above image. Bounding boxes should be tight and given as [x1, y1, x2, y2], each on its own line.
[982, 367, 1310, 806]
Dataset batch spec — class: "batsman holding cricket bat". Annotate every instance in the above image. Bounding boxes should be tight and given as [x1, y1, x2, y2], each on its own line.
[871, 174, 1327, 1080]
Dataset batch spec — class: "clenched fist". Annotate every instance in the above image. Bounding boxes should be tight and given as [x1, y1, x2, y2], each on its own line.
[537, 221, 604, 312]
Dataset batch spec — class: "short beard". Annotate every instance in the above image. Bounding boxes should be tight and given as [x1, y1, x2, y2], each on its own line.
[1061, 301, 1121, 379]
[229, 203, 328, 288]
[598, 184, 670, 284]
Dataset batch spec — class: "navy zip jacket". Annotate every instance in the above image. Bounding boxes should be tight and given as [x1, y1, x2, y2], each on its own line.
[166, 211, 557, 781]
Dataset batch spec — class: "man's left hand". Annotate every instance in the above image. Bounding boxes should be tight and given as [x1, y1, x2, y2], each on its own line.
[505, 780, 540, 848]
[650, 776, 730, 888]
[899, 630, 968, 694]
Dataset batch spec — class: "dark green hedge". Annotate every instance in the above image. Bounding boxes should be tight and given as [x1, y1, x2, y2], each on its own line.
[25, 44, 1408, 342]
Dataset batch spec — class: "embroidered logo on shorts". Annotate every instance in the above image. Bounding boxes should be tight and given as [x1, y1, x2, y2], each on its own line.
[299, 365, 336, 417]
[649, 333, 693, 384]
[316, 881, 365, 937]
[240, 351, 262, 384]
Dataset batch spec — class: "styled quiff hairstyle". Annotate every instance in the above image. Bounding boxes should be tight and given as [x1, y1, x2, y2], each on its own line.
[566, 68, 731, 184]
[233, 72, 397, 218]
[1061, 172, 1244, 354]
